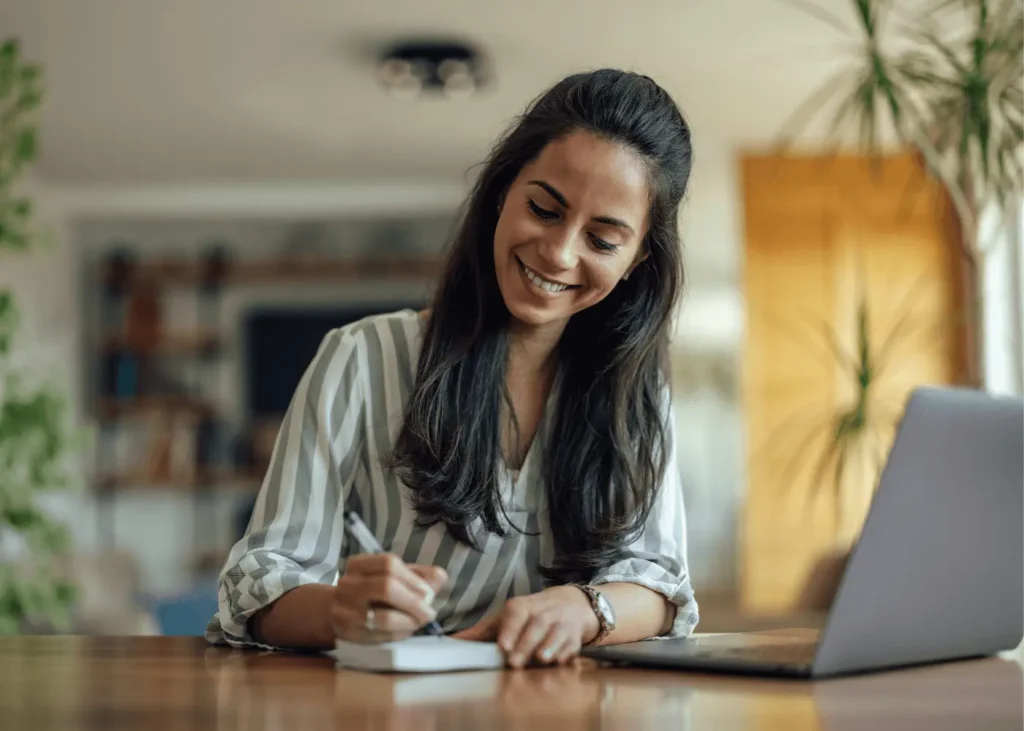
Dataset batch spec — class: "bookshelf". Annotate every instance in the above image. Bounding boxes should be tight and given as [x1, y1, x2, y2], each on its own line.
[77, 214, 450, 592]
[91, 249, 441, 495]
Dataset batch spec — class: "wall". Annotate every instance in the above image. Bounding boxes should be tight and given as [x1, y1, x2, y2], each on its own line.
[669, 142, 746, 594]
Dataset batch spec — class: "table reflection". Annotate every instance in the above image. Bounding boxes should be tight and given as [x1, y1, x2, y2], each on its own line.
[204, 648, 694, 731]
[812, 658, 1023, 731]
[201, 644, 1022, 731]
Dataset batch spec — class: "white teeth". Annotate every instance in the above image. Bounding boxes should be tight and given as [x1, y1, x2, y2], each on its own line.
[522, 261, 569, 293]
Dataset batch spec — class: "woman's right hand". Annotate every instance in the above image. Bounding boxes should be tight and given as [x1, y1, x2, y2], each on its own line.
[331, 553, 448, 643]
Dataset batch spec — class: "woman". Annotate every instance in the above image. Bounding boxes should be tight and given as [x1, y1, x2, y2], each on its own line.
[207, 68, 699, 667]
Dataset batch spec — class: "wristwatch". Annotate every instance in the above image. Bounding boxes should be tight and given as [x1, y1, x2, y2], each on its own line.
[575, 584, 616, 645]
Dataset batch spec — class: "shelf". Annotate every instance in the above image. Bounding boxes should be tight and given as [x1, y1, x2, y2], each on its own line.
[102, 330, 221, 355]
[95, 467, 264, 492]
[108, 255, 442, 287]
[97, 395, 217, 421]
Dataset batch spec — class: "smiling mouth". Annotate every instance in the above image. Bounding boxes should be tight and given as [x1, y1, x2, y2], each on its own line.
[517, 257, 578, 294]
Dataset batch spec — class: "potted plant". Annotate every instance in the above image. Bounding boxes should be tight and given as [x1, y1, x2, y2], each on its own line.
[770, 0, 1022, 534]
[779, 0, 1023, 386]
[0, 37, 80, 634]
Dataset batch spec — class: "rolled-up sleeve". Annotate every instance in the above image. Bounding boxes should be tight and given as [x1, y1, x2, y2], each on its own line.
[205, 328, 365, 648]
[590, 394, 699, 638]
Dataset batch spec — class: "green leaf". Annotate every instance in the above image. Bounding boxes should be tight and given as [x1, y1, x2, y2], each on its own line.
[0, 39, 17, 63]
[54, 580, 76, 607]
[18, 64, 39, 83]
[14, 129, 37, 163]
[16, 90, 42, 112]
[0, 291, 17, 356]
[0, 611, 19, 636]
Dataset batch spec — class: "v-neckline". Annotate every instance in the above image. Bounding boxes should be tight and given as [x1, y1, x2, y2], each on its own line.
[501, 368, 561, 489]
[502, 420, 539, 488]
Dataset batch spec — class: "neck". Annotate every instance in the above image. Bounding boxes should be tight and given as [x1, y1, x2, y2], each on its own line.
[506, 316, 566, 377]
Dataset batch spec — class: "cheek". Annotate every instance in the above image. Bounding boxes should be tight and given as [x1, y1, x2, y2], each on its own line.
[582, 259, 629, 298]
[493, 213, 509, 247]
[496, 213, 538, 252]
[493, 217, 524, 264]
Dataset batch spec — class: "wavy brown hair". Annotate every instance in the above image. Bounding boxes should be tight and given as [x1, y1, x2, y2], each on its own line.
[390, 69, 692, 584]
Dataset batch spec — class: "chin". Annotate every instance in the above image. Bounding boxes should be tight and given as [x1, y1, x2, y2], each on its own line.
[504, 299, 565, 328]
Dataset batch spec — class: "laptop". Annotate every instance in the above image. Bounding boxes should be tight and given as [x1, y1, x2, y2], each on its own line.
[583, 387, 1024, 679]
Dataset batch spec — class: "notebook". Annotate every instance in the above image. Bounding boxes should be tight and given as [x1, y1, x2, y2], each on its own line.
[329, 635, 506, 673]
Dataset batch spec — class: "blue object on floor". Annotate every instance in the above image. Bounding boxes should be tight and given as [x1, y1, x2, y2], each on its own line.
[152, 588, 219, 636]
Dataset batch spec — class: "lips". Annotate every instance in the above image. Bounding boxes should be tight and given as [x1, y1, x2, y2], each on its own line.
[517, 257, 577, 294]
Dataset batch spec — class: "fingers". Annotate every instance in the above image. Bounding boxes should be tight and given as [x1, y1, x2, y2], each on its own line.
[332, 604, 421, 642]
[509, 615, 552, 668]
[410, 564, 449, 595]
[553, 635, 582, 666]
[332, 578, 434, 642]
[496, 601, 531, 667]
[347, 553, 439, 603]
[335, 554, 445, 642]
[358, 575, 437, 624]
[534, 624, 572, 665]
[503, 613, 581, 668]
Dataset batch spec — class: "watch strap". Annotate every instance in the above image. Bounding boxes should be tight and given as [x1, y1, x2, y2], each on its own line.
[575, 584, 612, 646]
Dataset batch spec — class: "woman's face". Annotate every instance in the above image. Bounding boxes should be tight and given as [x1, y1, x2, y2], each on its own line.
[493, 130, 650, 332]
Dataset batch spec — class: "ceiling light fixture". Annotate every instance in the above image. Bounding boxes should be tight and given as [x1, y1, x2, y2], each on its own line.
[377, 40, 486, 100]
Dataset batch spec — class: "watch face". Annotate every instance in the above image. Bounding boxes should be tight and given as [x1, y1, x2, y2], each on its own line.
[596, 593, 616, 627]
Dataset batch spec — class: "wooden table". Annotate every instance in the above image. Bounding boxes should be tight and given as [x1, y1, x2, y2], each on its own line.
[1, 636, 1020, 730]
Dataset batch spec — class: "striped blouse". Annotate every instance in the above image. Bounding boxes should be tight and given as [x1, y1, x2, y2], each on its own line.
[206, 308, 699, 648]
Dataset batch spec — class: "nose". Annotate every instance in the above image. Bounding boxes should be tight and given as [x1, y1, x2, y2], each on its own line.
[536, 228, 579, 271]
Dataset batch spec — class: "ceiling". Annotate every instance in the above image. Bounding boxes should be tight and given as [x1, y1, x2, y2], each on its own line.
[0, 0, 864, 185]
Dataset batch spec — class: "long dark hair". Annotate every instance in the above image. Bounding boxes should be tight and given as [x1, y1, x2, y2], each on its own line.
[390, 69, 692, 584]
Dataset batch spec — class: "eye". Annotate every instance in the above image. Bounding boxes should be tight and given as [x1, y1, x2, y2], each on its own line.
[588, 233, 618, 252]
[527, 199, 558, 221]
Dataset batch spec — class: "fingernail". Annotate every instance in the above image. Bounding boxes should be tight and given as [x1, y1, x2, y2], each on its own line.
[423, 588, 435, 604]
[540, 648, 554, 661]
[509, 654, 523, 668]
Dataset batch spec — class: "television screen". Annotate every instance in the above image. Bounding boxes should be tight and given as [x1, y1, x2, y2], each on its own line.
[244, 304, 423, 418]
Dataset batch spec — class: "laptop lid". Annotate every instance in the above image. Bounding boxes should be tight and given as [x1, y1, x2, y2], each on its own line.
[811, 388, 1024, 677]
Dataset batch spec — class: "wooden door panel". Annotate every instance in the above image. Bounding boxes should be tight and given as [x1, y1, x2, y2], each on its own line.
[740, 153, 964, 612]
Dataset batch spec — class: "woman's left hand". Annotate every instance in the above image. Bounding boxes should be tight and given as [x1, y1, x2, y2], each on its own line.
[452, 585, 600, 667]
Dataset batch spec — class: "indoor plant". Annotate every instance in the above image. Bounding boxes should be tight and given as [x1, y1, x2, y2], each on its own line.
[0, 37, 78, 634]
[773, 0, 1022, 532]
[780, 0, 1023, 386]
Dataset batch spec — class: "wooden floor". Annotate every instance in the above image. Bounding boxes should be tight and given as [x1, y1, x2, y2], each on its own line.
[1, 636, 1020, 730]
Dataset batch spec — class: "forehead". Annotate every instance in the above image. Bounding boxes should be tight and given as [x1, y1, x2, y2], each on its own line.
[519, 131, 650, 213]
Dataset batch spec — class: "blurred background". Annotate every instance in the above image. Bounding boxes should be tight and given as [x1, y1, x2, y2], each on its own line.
[0, 0, 1020, 638]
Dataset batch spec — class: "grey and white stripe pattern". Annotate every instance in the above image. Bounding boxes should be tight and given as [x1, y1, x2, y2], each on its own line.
[206, 308, 699, 648]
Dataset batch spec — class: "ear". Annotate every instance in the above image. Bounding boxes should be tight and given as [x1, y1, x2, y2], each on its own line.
[623, 252, 649, 281]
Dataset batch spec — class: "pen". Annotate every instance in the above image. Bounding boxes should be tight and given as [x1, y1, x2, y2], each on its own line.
[342, 509, 445, 637]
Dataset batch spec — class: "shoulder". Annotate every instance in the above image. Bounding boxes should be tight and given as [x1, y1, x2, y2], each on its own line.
[316, 308, 424, 372]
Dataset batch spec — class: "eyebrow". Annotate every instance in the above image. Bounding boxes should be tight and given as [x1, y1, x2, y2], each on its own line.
[527, 180, 636, 236]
